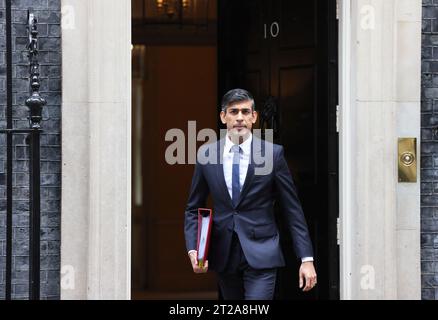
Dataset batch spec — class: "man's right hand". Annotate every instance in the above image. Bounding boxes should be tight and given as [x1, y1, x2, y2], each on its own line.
[188, 250, 209, 273]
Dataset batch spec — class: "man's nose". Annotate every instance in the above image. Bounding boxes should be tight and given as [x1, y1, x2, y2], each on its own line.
[236, 111, 244, 120]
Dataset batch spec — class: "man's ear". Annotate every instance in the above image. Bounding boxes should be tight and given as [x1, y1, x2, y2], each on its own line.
[220, 111, 226, 124]
[252, 111, 258, 123]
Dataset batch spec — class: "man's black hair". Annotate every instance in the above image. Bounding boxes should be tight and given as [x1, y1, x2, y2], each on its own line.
[221, 88, 255, 112]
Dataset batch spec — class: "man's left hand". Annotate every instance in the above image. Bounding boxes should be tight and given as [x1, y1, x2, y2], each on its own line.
[299, 261, 317, 292]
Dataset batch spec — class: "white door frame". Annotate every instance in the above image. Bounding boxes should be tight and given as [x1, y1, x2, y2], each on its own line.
[60, 0, 132, 300]
[337, 0, 422, 299]
[338, 0, 354, 300]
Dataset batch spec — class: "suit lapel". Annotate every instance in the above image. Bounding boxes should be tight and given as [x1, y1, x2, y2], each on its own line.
[235, 136, 262, 208]
[216, 139, 233, 206]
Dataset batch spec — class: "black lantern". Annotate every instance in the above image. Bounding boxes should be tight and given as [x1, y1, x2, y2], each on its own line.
[25, 11, 46, 129]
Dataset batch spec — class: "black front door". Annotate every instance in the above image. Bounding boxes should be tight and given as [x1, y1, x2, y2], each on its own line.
[218, 0, 339, 299]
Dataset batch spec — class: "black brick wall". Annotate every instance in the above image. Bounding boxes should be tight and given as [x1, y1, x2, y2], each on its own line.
[0, 0, 61, 299]
[422, 0, 438, 301]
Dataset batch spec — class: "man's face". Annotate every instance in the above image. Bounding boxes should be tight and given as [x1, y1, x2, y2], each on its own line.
[220, 100, 258, 142]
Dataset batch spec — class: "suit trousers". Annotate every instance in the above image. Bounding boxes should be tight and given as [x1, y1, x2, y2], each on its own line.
[217, 231, 277, 300]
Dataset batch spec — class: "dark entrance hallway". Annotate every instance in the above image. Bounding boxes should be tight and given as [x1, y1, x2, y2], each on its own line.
[131, 0, 339, 300]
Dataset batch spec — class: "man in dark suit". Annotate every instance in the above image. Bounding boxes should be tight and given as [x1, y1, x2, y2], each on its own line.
[184, 88, 317, 299]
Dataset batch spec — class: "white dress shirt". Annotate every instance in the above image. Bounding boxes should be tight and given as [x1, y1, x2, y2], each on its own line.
[223, 133, 252, 198]
[189, 133, 313, 263]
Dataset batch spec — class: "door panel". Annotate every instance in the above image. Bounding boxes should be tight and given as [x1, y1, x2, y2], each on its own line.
[219, 0, 339, 299]
[278, 66, 316, 185]
[277, 0, 316, 49]
[218, 0, 269, 112]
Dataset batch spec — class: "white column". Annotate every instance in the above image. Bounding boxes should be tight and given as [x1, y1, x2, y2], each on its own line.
[394, 0, 422, 300]
[60, 0, 131, 299]
[339, 0, 421, 299]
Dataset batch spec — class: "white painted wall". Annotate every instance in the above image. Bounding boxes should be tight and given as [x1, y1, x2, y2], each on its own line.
[339, 0, 421, 299]
[60, 0, 131, 299]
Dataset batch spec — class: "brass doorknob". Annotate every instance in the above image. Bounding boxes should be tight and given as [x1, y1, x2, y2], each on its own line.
[400, 152, 415, 166]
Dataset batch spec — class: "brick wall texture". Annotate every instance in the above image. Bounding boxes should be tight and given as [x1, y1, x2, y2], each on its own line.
[422, 0, 438, 301]
[0, 0, 61, 299]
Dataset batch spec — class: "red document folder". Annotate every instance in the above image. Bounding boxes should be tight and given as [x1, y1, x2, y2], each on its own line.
[196, 208, 213, 268]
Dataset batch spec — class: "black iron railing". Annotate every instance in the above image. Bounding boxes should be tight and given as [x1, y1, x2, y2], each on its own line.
[1, 1, 46, 300]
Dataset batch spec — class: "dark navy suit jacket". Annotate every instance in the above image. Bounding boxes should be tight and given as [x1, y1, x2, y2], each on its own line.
[184, 135, 313, 273]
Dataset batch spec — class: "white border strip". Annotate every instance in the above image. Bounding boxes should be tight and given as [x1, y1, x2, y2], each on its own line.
[339, 0, 353, 300]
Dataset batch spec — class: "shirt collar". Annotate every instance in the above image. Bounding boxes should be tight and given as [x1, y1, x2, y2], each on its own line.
[224, 133, 252, 155]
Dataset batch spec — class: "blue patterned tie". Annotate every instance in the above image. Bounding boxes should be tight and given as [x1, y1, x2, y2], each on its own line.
[231, 145, 241, 207]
